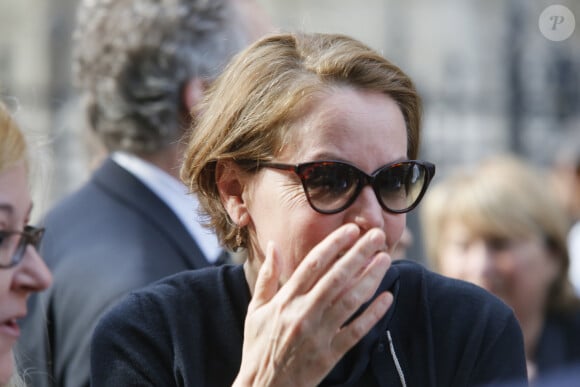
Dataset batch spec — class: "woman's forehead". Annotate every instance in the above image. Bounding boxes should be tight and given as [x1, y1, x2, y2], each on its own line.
[0, 162, 31, 226]
[281, 87, 407, 164]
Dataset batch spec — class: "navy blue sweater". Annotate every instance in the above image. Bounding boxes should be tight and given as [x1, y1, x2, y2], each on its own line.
[535, 309, 580, 376]
[90, 260, 527, 386]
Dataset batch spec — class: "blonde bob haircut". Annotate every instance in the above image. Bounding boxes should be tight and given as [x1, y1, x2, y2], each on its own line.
[0, 103, 29, 387]
[421, 154, 577, 313]
[182, 32, 422, 251]
[0, 102, 27, 174]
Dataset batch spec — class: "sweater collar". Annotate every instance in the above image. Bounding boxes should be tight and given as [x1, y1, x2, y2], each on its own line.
[321, 263, 402, 386]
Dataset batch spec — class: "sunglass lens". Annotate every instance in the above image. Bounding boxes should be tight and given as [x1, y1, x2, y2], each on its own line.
[301, 163, 358, 212]
[377, 163, 425, 211]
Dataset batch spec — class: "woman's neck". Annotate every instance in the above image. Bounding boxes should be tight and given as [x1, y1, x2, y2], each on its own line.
[243, 259, 260, 296]
[517, 310, 545, 362]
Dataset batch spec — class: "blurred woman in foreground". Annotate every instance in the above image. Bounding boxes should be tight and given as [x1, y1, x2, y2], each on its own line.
[0, 102, 53, 386]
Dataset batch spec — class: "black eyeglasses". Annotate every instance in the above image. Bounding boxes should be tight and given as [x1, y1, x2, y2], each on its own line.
[254, 160, 435, 214]
[0, 225, 45, 269]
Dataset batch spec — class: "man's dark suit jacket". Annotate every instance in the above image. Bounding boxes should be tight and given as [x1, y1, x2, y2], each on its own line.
[18, 157, 214, 387]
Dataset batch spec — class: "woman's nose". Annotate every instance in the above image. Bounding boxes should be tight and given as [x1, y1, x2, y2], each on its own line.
[466, 241, 497, 287]
[13, 245, 53, 292]
[348, 186, 385, 232]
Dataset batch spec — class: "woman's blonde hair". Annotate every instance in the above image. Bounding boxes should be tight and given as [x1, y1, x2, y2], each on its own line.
[421, 154, 577, 313]
[182, 32, 422, 250]
[0, 104, 28, 387]
[0, 103, 27, 173]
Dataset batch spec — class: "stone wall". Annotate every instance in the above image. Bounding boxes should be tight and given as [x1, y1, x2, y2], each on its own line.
[1, 0, 578, 260]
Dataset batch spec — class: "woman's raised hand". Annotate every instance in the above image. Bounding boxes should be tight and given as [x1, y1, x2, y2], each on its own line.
[233, 223, 393, 387]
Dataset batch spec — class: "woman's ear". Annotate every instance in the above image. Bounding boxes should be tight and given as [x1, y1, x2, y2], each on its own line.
[216, 160, 250, 226]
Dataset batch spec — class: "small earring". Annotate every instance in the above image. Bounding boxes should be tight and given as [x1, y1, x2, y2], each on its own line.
[235, 227, 243, 248]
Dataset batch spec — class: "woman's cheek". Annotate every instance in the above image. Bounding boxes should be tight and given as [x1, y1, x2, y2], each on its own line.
[385, 215, 406, 254]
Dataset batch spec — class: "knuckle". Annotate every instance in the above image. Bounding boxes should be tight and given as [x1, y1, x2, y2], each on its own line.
[341, 292, 360, 311]
[348, 320, 367, 340]
[302, 257, 321, 274]
[290, 315, 310, 337]
[331, 270, 349, 288]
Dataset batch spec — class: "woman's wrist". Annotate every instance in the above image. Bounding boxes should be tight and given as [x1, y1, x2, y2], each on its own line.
[232, 369, 254, 387]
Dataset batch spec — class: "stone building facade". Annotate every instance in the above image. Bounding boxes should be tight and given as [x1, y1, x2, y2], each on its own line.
[1, 0, 579, 259]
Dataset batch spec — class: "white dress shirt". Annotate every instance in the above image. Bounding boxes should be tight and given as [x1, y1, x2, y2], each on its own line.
[112, 151, 222, 263]
[568, 221, 580, 295]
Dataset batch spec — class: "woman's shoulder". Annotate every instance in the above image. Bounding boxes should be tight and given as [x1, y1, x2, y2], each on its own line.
[90, 266, 248, 385]
[99, 264, 249, 326]
[386, 260, 527, 385]
[140, 264, 247, 299]
[543, 306, 580, 350]
[537, 307, 580, 369]
[546, 306, 580, 326]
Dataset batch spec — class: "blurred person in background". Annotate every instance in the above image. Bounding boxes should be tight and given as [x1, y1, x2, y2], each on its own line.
[550, 133, 580, 295]
[421, 154, 580, 381]
[17, 0, 272, 386]
[0, 102, 53, 386]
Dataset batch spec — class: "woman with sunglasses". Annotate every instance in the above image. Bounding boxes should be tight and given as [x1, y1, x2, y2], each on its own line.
[91, 33, 527, 386]
[0, 102, 53, 386]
